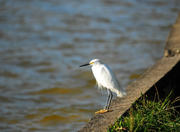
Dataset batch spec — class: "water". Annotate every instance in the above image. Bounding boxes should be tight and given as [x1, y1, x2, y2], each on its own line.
[0, 0, 179, 131]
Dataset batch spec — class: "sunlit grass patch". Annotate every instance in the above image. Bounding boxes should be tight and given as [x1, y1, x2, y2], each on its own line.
[108, 93, 180, 132]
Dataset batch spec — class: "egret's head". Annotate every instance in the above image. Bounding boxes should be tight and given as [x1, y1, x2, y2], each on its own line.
[80, 58, 101, 67]
[89, 59, 101, 65]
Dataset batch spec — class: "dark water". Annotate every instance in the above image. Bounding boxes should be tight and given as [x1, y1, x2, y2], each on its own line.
[0, 0, 179, 131]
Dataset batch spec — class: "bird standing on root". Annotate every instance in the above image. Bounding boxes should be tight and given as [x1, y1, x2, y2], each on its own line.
[80, 59, 126, 114]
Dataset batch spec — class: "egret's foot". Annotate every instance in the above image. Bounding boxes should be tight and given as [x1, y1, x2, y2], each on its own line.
[95, 109, 108, 114]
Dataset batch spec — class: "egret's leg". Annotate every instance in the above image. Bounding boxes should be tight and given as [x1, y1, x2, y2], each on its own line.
[104, 89, 110, 109]
[104, 89, 110, 110]
[105, 89, 113, 110]
[95, 90, 113, 114]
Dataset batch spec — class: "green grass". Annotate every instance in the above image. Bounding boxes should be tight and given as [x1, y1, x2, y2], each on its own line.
[108, 93, 180, 132]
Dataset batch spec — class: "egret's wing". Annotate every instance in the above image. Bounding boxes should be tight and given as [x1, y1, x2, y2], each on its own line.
[100, 64, 119, 88]
[100, 64, 125, 94]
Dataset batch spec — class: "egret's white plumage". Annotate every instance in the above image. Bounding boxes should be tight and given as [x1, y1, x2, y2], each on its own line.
[90, 59, 126, 97]
[80, 58, 126, 113]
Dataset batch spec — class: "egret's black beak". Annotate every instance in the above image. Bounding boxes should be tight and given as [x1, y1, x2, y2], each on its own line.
[80, 63, 90, 67]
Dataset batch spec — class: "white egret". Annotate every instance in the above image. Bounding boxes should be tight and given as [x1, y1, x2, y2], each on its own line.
[80, 59, 126, 114]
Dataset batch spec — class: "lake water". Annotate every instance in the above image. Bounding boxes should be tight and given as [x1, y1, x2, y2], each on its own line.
[0, 0, 179, 131]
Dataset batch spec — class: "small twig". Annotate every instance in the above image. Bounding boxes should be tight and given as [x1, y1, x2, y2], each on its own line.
[172, 96, 180, 104]
[154, 85, 160, 101]
[166, 105, 180, 111]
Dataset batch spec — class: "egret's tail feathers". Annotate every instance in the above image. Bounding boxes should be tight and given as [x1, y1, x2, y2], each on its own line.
[117, 91, 126, 98]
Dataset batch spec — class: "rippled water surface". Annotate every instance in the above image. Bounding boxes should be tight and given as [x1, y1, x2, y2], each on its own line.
[0, 0, 180, 131]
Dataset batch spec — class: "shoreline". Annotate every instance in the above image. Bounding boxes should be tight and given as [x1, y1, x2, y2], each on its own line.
[79, 13, 180, 132]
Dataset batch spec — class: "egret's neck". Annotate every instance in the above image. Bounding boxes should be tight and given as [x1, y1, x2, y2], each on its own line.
[91, 63, 102, 73]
